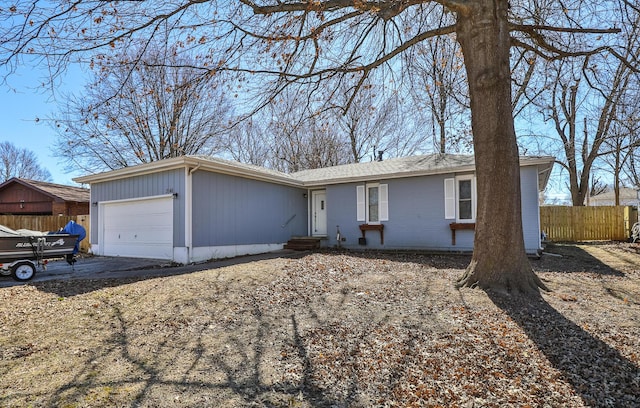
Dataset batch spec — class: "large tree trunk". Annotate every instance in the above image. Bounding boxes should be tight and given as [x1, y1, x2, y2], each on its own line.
[455, 0, 547, 294]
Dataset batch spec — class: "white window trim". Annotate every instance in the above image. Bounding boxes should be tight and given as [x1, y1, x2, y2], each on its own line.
[379, 184, 389, 222]
[444, 178, 456, 220]
[357, 183, 389, 224]
[455, 175, 476, 223]
[356, 185, 366, 222]
[444, 175, 477, 223]
[366, 182, 381, 224]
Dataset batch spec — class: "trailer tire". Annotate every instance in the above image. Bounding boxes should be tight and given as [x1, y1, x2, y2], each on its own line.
[11, 262, 36, 281]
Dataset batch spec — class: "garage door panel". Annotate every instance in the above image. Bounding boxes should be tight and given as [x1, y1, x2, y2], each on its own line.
[102, 197, 173, 259]
[103, 226, 172, 244]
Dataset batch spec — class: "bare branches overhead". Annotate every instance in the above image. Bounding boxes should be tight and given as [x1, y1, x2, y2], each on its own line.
[1, 1, 632, 111]
[1, 0, 638, 294]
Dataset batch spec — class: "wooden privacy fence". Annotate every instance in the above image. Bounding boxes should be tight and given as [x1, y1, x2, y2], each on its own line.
[0, 214, 90, 252]
[540, 206, 637, 242]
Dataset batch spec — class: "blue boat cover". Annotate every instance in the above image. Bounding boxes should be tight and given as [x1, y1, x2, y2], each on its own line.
[62, 221, 86, 254]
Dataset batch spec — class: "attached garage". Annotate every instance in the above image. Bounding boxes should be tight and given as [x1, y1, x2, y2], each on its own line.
[100, 196, 174, 259]
[74, 157, 312, 263]
[75, 155, 553, 263]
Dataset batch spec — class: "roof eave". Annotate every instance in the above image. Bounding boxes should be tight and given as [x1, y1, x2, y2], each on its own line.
[74, 156, 302, 187]
[530, 157, 555, 191]
[192, 158, 301, 187]
[299, 165, 478, 187]
[74, 155, 555, 190]
[300, 157, 555, 188]
[73, 157, 188, 184]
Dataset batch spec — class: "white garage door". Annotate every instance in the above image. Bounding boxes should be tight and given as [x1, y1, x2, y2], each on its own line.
[102, 197, 173, 259]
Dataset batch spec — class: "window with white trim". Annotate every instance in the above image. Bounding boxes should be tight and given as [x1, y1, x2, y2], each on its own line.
[444, 176, 476, 222]
[368, 184, 379, 222]
[357, 183, 388, 223]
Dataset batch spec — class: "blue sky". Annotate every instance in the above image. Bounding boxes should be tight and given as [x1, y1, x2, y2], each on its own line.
[0, 61, 572, 202]
[0, 65, 85, 185]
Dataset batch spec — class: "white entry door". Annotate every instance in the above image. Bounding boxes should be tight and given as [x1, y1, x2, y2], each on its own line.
[101, 196, 174, 259]
[312, 190, 327, 236]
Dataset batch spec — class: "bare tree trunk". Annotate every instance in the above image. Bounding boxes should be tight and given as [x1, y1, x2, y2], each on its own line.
[455, 0, 547, 294]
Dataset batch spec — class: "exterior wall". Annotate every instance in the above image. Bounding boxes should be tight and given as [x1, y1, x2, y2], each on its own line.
[85, 161, 544, 261]
[325, 165, 542, 254]
[71, 201, 90, 216]
[327, 174, 472, 251]
[0, 183, 53, 214]
[51, 201, 90, 216]
[51, 201, 67, 216]
[89, 168, 186, 247]
[519, 166, 542, 252]
[590, 198, 640, 207]
[191, 171, 307, 250]
[589, 188, 640, 207]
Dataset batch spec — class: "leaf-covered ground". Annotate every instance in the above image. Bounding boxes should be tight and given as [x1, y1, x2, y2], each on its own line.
[0, 243, 638, 407]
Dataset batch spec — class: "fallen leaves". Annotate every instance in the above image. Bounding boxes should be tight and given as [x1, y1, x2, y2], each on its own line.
[0, 246, 638, 407]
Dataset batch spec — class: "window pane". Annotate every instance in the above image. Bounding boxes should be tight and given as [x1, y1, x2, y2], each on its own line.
[369, 187, 378, 205]
[459, 180, 471, 200]
[369, 205, 379, 222]
[459, 200, 472, 219]
[368, 187, 379, 222]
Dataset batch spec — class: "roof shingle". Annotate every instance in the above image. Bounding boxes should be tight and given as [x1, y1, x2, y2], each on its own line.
[13, 178, 90, 202]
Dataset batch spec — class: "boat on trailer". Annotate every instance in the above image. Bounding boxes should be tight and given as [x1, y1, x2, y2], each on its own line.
[0, 222, 85, 281]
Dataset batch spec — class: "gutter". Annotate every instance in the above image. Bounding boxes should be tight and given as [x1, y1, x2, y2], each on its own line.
[73, 155, 555, 190]
[74, 156, 302, 187]
[298, 157, 555, 188]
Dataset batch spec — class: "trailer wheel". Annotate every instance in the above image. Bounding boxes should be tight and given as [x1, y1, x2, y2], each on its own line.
[11, 262, 36, 281]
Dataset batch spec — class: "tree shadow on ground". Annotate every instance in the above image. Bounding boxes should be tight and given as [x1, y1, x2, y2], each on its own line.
[25, 242, 633, 300]
[488, 291, 639, 406]
[534, 243, 627, 276]
[30, 251, 307, 298]
[321, 244, 627, 276]
[25, 274, 347, 408]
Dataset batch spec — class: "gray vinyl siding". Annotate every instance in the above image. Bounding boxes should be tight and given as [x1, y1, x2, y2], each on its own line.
[89, 169, 186, 246]
[191, 171, 307, 246]
[327, 175, 468, 251]
[520, 166, 542, 252]
[326, 166, 542, 254]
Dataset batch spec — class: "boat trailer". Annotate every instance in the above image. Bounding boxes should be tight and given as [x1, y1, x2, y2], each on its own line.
[0, 221, 86, 282]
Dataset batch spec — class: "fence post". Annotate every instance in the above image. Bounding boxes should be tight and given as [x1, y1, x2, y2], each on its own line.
[75, 214, 90, 253]
[624, 206, 638, 241]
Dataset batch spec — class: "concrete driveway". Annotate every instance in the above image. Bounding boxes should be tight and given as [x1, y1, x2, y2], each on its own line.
[0, 250, 299, 287]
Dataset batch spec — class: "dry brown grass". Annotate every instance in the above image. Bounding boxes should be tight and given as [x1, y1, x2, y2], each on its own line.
[1, 243, 639, 407]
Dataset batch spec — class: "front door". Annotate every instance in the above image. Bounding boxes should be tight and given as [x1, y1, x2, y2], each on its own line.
[312, 190, 327, 236]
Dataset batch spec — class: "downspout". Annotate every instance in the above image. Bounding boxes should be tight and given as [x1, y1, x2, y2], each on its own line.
[185, 163, 201, 263]
[307, 189, 311, 236]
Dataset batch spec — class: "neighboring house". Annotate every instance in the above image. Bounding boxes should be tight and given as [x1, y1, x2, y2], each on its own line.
[0, 178, 90, 216]
[588, 188, 640, 207]
[74, 154, 554, 263]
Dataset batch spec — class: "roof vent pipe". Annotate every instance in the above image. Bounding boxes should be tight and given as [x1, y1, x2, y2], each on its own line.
[377, 151, 384, 161]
